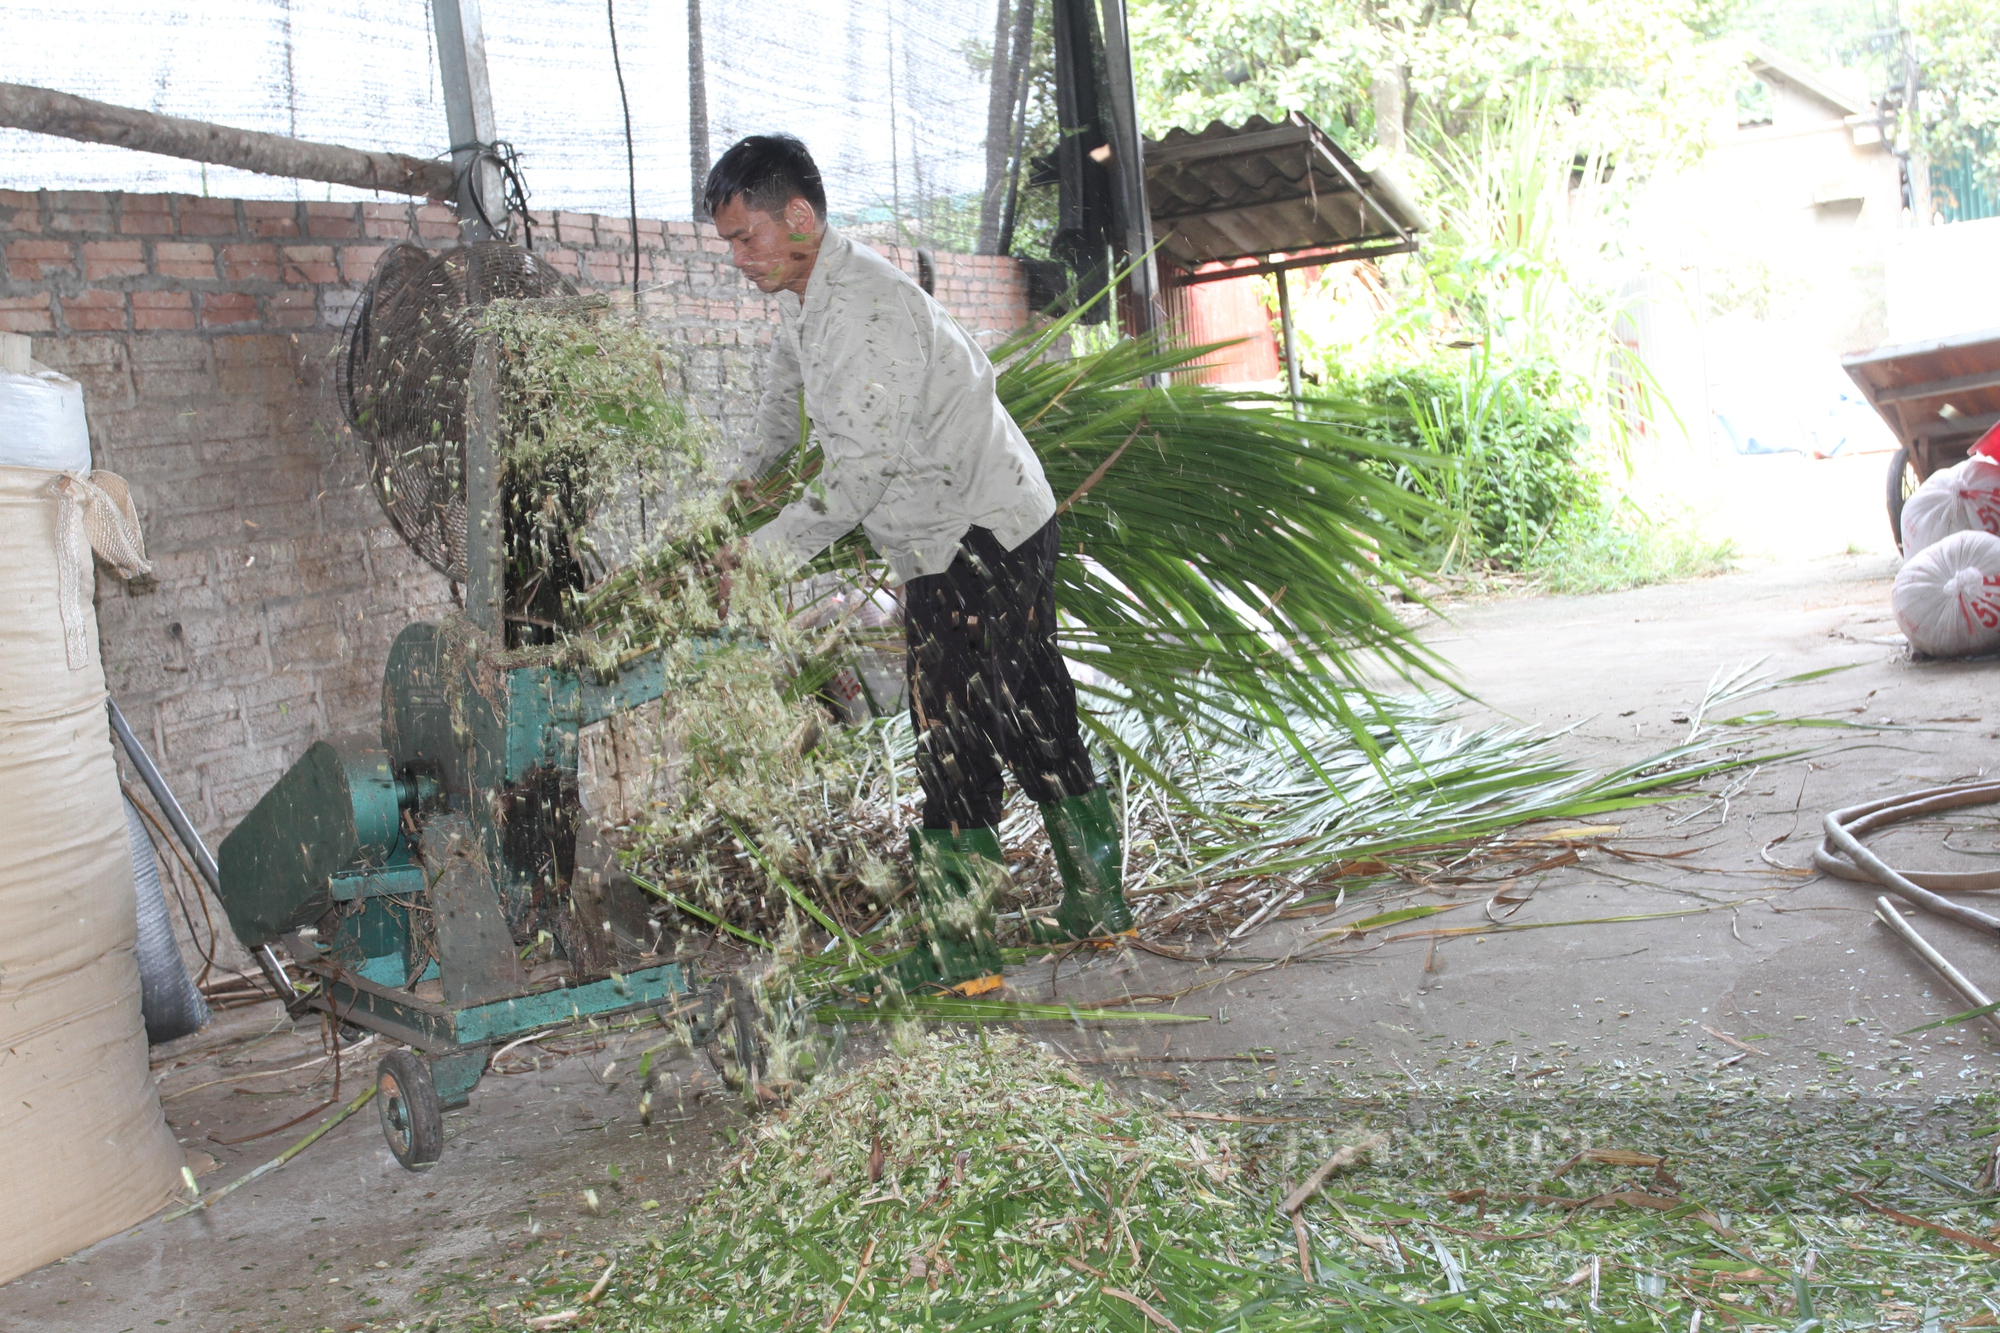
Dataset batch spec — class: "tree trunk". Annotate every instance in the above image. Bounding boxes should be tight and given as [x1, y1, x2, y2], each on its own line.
[978, 0, 1038, 253]
[1370, 67, 1407, 159]
[689, 0, 712, 220]
[0, 81, 452, 198]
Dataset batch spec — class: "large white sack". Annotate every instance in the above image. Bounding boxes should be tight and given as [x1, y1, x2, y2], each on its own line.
[1893, 528, 2000, 658]
[0, 466, 180, 1284]
[0, 366, 92, 471]
[1901, 456, 2000, 555]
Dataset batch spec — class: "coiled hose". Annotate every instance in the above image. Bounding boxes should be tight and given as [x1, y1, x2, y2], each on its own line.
[124, 794, 209, 1044]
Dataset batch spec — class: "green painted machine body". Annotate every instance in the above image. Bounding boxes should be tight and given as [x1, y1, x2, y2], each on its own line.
[212, 619, 696, 1116]
[216, 742, 422, 947]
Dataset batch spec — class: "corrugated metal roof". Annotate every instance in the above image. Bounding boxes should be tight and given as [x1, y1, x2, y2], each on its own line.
[1143, 112, 1428, 276]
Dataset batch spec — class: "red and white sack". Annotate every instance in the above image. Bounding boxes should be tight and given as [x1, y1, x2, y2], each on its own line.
[1900, 456, 2000, 556]
[1893, 528, 2000, 657]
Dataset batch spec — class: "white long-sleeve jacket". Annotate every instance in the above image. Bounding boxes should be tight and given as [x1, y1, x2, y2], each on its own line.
[733, 227, 1057, 583]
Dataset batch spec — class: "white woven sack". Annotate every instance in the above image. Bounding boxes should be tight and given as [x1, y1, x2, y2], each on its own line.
[0, 366, 91, 471]
[1893, 528, 2000, 658]
[1901, 456, 2000, 556]
[0, 465, 181, 1284]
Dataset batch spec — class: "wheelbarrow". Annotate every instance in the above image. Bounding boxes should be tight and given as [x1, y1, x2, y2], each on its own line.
[1843, 325, 2000, 551]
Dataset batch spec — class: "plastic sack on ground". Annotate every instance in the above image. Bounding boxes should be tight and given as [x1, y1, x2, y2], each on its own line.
[0, 465, 183, 1284]
[0, 366, 92, 471]
[1900, 456, 2000, 556]
[1892, 528, 2000, 658]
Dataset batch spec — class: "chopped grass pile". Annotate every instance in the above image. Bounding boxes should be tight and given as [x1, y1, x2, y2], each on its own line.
[575, 1031, 1445, 1331]
[429, 1048, 2000, 1331]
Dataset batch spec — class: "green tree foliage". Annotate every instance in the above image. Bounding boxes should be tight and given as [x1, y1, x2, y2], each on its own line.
[1128, 0, 1736, 169]
[1338, 360, 1594, 566]
[1910, 0, 2000, 179]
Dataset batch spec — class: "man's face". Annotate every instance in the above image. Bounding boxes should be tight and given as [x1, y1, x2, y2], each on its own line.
[714, 196, 821, 295]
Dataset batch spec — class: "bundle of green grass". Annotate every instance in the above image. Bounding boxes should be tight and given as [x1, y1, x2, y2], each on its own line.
[577, 1032, 1442, 1332]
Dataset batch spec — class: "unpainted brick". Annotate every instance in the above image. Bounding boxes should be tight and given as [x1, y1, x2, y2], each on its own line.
[220, 243, 280, 281]
[117, 197, 176, 236]
[200, 291, 259, 328]
[60, 289, 128, 333]
[0, 189, 42, 233]
[0, 291, 55, 332]
[274, 244, 337, 285]
[47, 191, 112, 234]
[177, 197, 240, 236]
[154, 241, 218, 280]
[303, 202, 362, 240]
[82, 240, 147, 280]
[339, 245, 389, 284]
[6, 237, 76, 280]
[243, 201, 302, 237]
[361, 206, 416, 240]
[268, 287, 318, 329]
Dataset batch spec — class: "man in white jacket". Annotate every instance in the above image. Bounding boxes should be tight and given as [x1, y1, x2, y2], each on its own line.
[705, 135, 1131, 994]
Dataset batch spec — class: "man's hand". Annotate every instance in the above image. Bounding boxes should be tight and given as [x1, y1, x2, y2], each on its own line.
[711, 538, 746, 620]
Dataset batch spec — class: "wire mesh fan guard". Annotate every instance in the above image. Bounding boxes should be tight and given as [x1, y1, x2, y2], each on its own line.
[338, 242, 577, 581]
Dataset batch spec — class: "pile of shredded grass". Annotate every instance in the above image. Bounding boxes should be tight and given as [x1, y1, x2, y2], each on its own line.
[570, 1031, 1442, 1331]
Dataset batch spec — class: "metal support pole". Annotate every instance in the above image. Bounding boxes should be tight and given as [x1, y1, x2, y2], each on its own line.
[465, 332, 505, 639]
[1095, 0, 1161, 341]
[432, 0, 500, 241]
[1276, 265, 1302, 418]
[108, 698, 300, 1005]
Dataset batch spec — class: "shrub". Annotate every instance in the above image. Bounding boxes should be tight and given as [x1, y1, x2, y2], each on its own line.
[1327, 359, 1598, 569]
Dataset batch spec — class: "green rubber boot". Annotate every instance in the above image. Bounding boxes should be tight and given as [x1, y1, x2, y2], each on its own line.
[885, 827, 1006, 996]
[1031, 787, 1135, 943]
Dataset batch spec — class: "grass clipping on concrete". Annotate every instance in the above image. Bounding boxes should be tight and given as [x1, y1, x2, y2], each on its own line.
[582, 1031, 1435, 1331]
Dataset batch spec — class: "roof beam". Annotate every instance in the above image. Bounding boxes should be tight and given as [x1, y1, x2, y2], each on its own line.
[1164, 240, 1417, 286]
[1875, 365, 2000, 404]
[0, 81, 453, 198]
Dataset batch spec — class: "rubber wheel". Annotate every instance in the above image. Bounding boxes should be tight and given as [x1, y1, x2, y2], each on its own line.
[1887, 446, 1920, 553]
[376, 1050, 443, 1171]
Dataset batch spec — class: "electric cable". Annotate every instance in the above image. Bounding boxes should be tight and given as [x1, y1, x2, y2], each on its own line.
[607, 0, 642, 299]
[448, 139, 535, 247]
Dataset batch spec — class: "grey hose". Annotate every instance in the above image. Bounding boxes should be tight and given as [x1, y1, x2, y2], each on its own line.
[108, 697, 300, 1006]
[124, 794, 210, 1043]
[1820, 785, 2000, 936]
[1814, 782, 2000, 891]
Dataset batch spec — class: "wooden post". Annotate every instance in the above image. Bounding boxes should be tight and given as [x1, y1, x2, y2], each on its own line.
[1276, 266, 1302, 418]
[0, 333, 30, 376]
[0, 82, 453, 198]
[464, 333, 504, 640]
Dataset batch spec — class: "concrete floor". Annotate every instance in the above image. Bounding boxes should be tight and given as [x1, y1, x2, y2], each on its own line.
[7, 549, 1997, 1331]
[1030, 550, 2000, 1101]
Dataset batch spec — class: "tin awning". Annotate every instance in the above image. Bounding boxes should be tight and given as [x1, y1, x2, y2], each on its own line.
[1144, 112, 1428, 285]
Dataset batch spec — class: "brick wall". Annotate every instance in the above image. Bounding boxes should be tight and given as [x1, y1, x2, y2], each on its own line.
[0, 189, 1030, 861]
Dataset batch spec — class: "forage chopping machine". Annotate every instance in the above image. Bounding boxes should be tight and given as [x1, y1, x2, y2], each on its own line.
[214, 242, 754, 1169]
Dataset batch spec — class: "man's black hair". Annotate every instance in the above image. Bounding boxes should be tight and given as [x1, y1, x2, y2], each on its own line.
[703, 135, 827, 221]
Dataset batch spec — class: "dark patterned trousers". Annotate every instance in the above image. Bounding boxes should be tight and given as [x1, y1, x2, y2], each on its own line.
[904, 516, 1097, 830]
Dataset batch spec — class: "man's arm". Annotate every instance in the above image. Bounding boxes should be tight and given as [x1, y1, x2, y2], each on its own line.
[748, 327, 921, 572]
[728, 330, 807, 483]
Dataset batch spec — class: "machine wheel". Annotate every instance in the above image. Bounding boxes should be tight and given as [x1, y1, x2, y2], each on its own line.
[1887, 446, 1920, 553]
[376, 1050, 443, 1171]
